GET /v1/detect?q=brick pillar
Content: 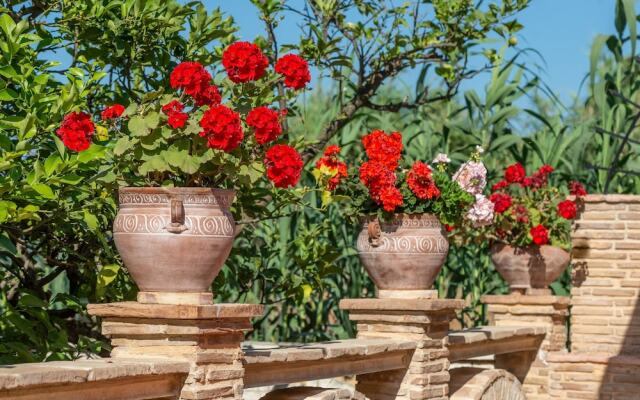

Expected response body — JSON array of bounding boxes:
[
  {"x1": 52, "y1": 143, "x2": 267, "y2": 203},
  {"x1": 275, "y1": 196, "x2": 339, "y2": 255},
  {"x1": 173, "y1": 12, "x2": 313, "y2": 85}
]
[
  {"x1": 481, "y1": 294, "x2": 569, "y2": 400},
  {"x1": 88, "y1": 302, "x2": 263, "y2": 400},
  {"x1": 340, "y1": 298, "x2": 464, "y2": 400},
  {"x1": 570, "y1": 194, "x2": 640, "y2": 355}
]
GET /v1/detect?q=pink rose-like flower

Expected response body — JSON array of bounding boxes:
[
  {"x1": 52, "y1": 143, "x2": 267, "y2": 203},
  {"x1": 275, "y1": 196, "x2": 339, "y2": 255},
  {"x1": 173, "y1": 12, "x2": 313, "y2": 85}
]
[
  {"x1": 453, "y1": 161, "x2": 487, "y2": 195},
  {"x1": 466, "y1": 194, "x2": 495, "y2": 227}
]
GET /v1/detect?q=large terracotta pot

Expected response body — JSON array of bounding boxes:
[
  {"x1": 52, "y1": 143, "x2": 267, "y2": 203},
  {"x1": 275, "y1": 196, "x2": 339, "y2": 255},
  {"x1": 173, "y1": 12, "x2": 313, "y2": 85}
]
[
  {"x1": 356, "y1": 214, "x2": 449, "y2": 298},
  {"x1": 490, "y1": 243, "x2": 570, "y2": 292},
  {"x1": 113, "y1": 187, "x2": 235, "y2": 305}
]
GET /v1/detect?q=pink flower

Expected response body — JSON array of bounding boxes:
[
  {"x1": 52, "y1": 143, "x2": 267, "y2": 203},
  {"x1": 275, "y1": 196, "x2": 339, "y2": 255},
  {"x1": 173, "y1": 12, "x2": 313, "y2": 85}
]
[
  {"x1": 466, "y1": 194, "x2": 495, "y2": 227},
  {"x1": 453, "y1": 161, "x2": 487, "y2": 195}
]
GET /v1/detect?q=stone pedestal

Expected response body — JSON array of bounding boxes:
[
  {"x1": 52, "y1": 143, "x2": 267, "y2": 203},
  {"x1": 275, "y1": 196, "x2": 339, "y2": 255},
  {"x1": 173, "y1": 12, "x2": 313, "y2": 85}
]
[
  {"x1": 481, "y1": 294, "x2": 569, "y2": 400},
  {"x1": 88, "y1": 302, "x2": 263, "y2": 400},
  {"x1": 340, "y1": 298, "x2": 465, "y2": 400}
]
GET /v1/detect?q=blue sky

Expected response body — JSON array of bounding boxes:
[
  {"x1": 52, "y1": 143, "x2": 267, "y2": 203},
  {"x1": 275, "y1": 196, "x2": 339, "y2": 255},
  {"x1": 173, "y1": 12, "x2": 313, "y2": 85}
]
[{"x1": 210, "y1": 0, "x2": 616, "y2": 103}]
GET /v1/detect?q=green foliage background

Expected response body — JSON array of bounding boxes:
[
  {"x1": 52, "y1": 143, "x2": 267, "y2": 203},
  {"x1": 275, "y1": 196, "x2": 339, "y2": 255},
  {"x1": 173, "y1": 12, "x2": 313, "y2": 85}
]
[{"x1": 1, "y1": 0, "x2": 638, "y2": 363}]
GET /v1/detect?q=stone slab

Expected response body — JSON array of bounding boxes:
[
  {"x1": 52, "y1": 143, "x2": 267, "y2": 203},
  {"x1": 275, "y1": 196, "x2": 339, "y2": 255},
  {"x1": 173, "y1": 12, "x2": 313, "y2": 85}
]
[
  {"x1": 137, "y1": 291, "x2": 213, "y2": 305},
  {"x1": 481, "y1": 294, "x2": 570, "y2": 306},
  {"x1": 546, "y1": 353, "x2": 640, "y2": 366},
  {"x1": 0, "y1": 358, "x2": 189, "y2": 391},
  {"x1": 242, "y1": 339, "x2": 416, "y2": 364},
  {"x1": 339, "y1": 298, "x2": 466, "y2": 312},
  {"x1": 87, "y1": 301, "x2": 264, "y2": 320},
  {"x1": 448, "y1": 326, "x2": 546, "y2": 345}
]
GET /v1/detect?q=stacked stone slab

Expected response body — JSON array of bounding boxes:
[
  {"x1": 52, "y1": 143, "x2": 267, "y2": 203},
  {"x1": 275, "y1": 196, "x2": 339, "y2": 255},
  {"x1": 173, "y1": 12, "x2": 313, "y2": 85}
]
[
  {"x1": 340, "y1": 298, "x2": 465, "y2": 400},
  {"x1": 88, "y1": 302, "x2": 263, "y2": 400},
  {"x1": 481, "y1": 294, "x2": 569, "y2": 400}
]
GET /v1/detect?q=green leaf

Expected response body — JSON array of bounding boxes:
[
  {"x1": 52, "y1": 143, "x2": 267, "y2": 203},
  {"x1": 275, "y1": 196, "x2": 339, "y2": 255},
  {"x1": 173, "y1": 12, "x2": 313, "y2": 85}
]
[
  {"x1": 113, "y1": 136, "x2": 135, "y2": 156},
  {"x1": 128, "y1": 116, "x2": 148, "y2": 136},
  {"x1": 31, "y1": 183, "x2": 55, "y2": 199},
  {"x1": 96, "y1": 264, "x2": 120, "y2": 298},
  {"x1": 83, "y1": 210, "x2": 99, "y2": 231},
  {"x1": 144, "y1": 111, "x2": 160, "y2": 130},
  {"x1": 44, "y1": 154, "x2": 61, "y2": 176},
  {"x1": 0, "y1": 88, "x2": 18, "y2": 101}
]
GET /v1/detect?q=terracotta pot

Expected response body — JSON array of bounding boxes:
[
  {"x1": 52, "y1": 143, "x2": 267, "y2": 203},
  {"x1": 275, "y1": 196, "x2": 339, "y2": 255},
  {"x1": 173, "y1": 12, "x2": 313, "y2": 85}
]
[
  {"x1": 490, "y1": 243, "x2": 570, "y2": 292},
  {"x1": 356, "y1": 214, "x2": 449, "y2": 298},
  {"x1": 113, "y1": 187, "x2": 235, "y2": 304}
]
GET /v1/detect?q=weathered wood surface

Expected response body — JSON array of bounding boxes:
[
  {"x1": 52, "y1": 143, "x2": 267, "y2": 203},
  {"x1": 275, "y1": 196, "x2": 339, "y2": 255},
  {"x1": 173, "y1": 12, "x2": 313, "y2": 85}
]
[
  {"x1": 0, "y1": 358, "x2": 189, "y2": 400},
  {"x1": 242, "y1": 339, "x2": 415, "y2": 388},
  {"x1": 448, "y1": 326, "x2": 545, "y2": 362}
]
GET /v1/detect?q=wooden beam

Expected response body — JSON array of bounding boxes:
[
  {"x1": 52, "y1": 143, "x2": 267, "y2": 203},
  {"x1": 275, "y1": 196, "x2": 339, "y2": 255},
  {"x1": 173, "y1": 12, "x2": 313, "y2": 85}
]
[{"x1": 243, "y1": 349, "x2": 413, "y2": 388}]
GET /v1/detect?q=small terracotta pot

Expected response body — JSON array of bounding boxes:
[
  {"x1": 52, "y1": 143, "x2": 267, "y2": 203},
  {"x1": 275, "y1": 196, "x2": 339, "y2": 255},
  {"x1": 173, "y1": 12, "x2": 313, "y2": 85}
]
[
  {"x1": 113, "y1": 187, "x2": 235, "y2": 304},
  {"x1": 356, "y1": 214, "x2": 449, "y2": 298},
  {"x1": 490, "y1": 243, "x2": 570, "y2": 292}
]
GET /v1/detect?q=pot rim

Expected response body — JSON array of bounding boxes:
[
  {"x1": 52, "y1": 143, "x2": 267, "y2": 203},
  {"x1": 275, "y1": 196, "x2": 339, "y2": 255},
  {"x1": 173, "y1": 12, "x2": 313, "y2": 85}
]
[
  {"x1": 360, "y1": 212, "x2": 440, "y2": 222},
  {"x1": 119, "y1": 186, "x2": 236, "y2": 197},
  {"x1": 490, "y1": 242, "x2": 570, "y2": 254}
]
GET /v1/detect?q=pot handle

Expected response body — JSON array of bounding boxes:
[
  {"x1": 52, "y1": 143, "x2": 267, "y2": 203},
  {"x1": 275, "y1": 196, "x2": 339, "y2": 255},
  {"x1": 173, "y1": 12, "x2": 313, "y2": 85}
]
[
  {"x1": 165, "y1": 199, "x2": 188, "y2": 234},
  {"x1": 367, "y1": 218, "x2": 382, "y2": 247}
]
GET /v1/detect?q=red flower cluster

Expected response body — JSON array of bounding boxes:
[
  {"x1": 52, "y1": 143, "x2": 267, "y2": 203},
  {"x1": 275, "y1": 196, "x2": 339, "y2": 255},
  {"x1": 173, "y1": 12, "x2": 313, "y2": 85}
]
[
  {"x1": 316, "y1": 145, "x2": 348, "y2": 190},
  {"x1": 101, "y1": 104, "x2": 124, "y2": 120},
  {"x1": 199, "y1": 105, "x2": 244, "y2": 152},
  {"x1": 569, "y1": 181, "x2": 587, "y2": 197},
  {"x1": 275, "y1": 54, "x2": 311, "y2": 90},
  {"x1": 522, "y1": 164, "x2": 553, "y2": 189},
  {"x1": 362, "y1": 130, "x2": 403, "y2": 170},
  {"x1": 491, "y1": 180, "x2": 508, "y2": 192},
  {"x1": 504, "y1": 162, "x2": 526, "y2": 183},
  {"x1": 359, "y1": 162, "x2": 401, "y2": 211},
  {"x1": 57, "y1": 112, "x2": 95, "y2": 152},
  {"x1": 246, "y1": 107, "x2": 282, "y2": 144},
  {"x1": 162, "y1": 100, "x2": 188, "y2": 129},
  {"x1": 264, "y1": 144, "x2": 303, "y2": 188},
  {"x1": 379, "y1": 186, "x2": 404, "y2": 212},
  {"x1": 490, "y1": 193, "x2": 512, "y2": 214},
  {"x1": 169, "y1": 62, "x2": 220, "y2": 107},
  {"x1": 407, "y1": 161, "x2": 440, "y2": 200},
  {"x1": 557, "y1": 199, "x2": 577, "y2": 220},
  {"x1": 530, "y1": 224, "x2": 549, "y2": 245},
  {"x1": 222, "y1": 42, "x2": 269, "y2": 83}
]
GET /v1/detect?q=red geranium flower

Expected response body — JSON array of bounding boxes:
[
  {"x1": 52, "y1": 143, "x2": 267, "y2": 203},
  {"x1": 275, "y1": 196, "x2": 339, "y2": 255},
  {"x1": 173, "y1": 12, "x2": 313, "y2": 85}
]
[
  {"x1": 362, "y1": 130, "x2": 403, "y2": 170},
  {"x1": 316, "y1": 145, "x2": 348, "y2": 190},
  {"x1": 379, "y1": 185, "x2": 403, "y2": 212},
  {"x1": 407, "y1": 161, "x2": 440, "y2": 200},
  {"x1": 538, "y1": 164, "x2": 554, "y2": 175},
  {"x1": 192, "y1": 85, "x2": 221, "y2": 107},
  {"x1": 170, "y1": 62, "x2": 211, "y2": 95},
  {"x1": 56, "y1": 111, "x2": 95, "y2": 152},
  {"x1": 569, "y1": 181, "x2": 587, "y2": 197},
  {"x1": 167, "y1": 112, "x2": 188, "y2": 129},
  {"x1": 264, "y1": 144, "x2": 303, "y2": 188},
  {"x1": 275, "y1": 54, "x2": 311, "y2": 90},
  {"x1": 491, "y1": 180, "x2": 509, "y2": 191},
  {"x1": 359, "y1": 161, "x2": 396, "y2": 200},
  {"x1": 101, "y1": 104, "x2": 125, "y2": 120},
  {"x1": 199, "y1": 105, "x2": 244, "y2": 152},
  {"x1": 246, "y1": 107, "x2": 282, "y2": 144},
  {"x1": 222, "y1": 42, "x2": 269, "y2": 83},
  {"x1": 162, "y1": 100, "x2": 184, "y2": 115},
  {"x1": 444, "y1": 224, "x2": 455, "y2": 232},
  {"x1": 489, "y1": 193, "x2": 512, "y2": 214},
  {"x1": 530, "y1": 224, "x2": 549, "y2": 245},
  {"x1": 504, "y1": 162, "x2": 526, "y2": 183},
  {"x1": 558, "y1": 199, "x2": 577, "y2": 220}
]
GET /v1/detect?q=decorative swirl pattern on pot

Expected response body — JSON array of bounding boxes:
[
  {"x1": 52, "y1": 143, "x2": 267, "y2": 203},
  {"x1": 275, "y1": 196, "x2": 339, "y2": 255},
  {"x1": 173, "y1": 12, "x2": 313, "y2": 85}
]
[
  {"x1": 356, "y1": 233, "x2": 449, "y2": 253},
  {"x1": 363, "y1": 215, "x2": 441, "y2": 229},
  {"x1": 114, "y1": 214, "x2": 234, "y2": 237},
  {"x1": 119, "y1": 192, "x2": 233, "y2": 207}
]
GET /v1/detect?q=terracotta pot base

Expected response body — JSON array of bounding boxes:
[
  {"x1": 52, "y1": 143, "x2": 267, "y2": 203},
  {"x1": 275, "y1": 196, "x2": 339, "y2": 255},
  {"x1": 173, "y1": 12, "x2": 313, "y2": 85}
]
[
  {"x1": 377, "y1": 289, "x2": 438, "y2": 299},
  {"x1": 137, "y1": 291, "x2": 214, "y2": 305}
]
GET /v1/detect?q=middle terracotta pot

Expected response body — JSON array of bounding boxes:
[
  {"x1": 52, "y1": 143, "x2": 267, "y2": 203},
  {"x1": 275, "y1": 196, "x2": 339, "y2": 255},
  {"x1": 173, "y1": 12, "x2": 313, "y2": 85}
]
[{"x1": 356, "y1": 214, "x2": 449, "y2": 297}]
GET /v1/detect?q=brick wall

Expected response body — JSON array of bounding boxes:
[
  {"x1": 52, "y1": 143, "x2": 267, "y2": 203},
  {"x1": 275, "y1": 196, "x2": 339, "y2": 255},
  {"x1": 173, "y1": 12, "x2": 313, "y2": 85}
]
[{"x1": 570, "y1": 194, "x2": 640, "y2": 355}]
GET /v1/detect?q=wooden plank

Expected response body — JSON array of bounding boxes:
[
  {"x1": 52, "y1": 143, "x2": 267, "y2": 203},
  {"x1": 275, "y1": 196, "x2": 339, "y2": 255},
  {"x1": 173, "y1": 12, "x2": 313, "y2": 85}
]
[
  {"x1": 448, "y1": 335, "x2": 544, "y2": 362},
  {"x1": 243, "y1": 349, "x2": 413, "y2": 388}
]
